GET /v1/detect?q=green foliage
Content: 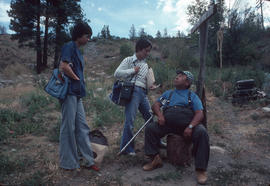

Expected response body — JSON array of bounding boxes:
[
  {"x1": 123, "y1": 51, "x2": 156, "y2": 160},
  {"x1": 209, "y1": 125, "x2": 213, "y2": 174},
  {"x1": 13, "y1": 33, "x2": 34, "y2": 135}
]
[
  {"x1": 152, "y1": 60, "x2": 175, "y2": 88},
  {"x1": 100, "y1": 25, "x2": 112, "y2": 39},
  {"x1": 129, "y1": 24, "x2": 136, "y2": 40},
  {"x1": 120, "y1": 43, "x2": 133, "y2": 59},
  {"x1": 22, "y1": 171, "x2": 49, "y2": 186},
  {"x1": 0, "y1": 109, "x2": 25, "y2": 141},
  {"x1": 21, "y1": 92, "x2": 51, "y2": 117},
  {"x1": 0, "y1": 91, "x2": 53, "y2": 141},
  {"x1": 0, "y1": 25, "x2": 7, "y2": 34},
  {"x1": 205, "y1": 66, "x2": 265, "y2": 98},
  {"x1": 48, "y1": 119, "x2": 61, "y2": 143},
  {"x1": 0, "y1": 154, "x2": 34, "y2": 182},
  {"x1": 223, "y1": 9, "x2": 263, "y2": 67},
  {"x1": 84, "y1": 84, "x2": 124, "y2": 128}
]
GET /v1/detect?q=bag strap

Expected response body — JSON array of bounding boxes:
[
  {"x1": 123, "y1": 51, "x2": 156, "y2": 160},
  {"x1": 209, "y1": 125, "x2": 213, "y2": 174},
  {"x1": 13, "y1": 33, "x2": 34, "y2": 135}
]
[
  {"x1": 129, "y1": 61, "x2": 137, "y2": 83},
  {"x1": 164, "y1": 90, "x2": 192, "y2": 109},
  {"x1": 187, "y1": 90, "x2": 192, "y2": 109}
]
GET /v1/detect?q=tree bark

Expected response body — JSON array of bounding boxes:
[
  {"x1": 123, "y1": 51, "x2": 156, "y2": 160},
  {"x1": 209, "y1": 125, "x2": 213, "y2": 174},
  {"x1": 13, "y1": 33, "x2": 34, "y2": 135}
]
[
  {"x1": 43, "y1": 6, "x2": 49, "y2": 68},
  {"x1": 36, "y1": 0, "x2": 42, "y2": 74}
]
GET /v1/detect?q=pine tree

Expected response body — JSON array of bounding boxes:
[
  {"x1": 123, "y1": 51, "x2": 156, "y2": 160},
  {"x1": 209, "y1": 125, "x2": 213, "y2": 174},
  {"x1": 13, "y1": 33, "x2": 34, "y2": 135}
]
[
  {"x1": 101, "y1": 25, "x2": 107, "y2": 39},
  {"x1": 0, "y1": 25, "x2": 7, "y2": 34},
  {"x1": 129, "y1": 24, "x2": 136, "y2": 40},
  {"x1": 106, "y1": 25, "x2": 111, "y2": 39},
  {"x1": 163, "y1": 28, "x2": 168, "y2": 38},
  {"x1": 138, "y1": 28, "x2": 147, "y2": 38},
  {"x1": 156, "y1": 30, "x2": 161, "y2": 39},
  {"x1": 8, "y1": 0, "x2": 43, "y2": 73},
  {"x1": 50, "y1": 0, "x2": 84, "y2": 68}
]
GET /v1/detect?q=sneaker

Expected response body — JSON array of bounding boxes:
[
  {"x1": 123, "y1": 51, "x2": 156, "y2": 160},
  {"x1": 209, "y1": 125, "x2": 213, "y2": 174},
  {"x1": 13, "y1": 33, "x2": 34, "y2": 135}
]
[
  {"x1": 196, "y1": 170, "x2": 207, "y2": 185},
  {"x1": 143, "y1": 154, "x2": 163, "y2": 171},
  {"x1": 127, "y1": 152, "x2": 136, "y2": 156}
]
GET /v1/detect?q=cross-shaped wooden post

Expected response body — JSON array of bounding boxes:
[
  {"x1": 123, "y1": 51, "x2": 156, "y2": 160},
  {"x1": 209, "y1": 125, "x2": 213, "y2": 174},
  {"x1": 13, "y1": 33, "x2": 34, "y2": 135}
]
[{"x1": 190, "y1": 3, "x2": 217, "y2": 126}]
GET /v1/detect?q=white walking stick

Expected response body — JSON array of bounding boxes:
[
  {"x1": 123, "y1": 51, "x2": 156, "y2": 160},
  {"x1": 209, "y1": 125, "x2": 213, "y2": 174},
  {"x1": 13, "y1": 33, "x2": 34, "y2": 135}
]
[{"x1": 117, "y1": 114, "x2": 153, "y2": 156}]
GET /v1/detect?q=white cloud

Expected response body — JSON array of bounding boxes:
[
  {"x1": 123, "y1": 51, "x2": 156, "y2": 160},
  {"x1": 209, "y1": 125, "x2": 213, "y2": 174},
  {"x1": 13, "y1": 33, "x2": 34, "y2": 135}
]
[
  {"x1": 0, "y1": 2, "x2": 10, "y2": 23},
  {"x1": 98, "y1": 7, "x2": 102, "y2": 11},
  {"x1": 155, "y1": 0, "x2": 194, "y2": 35},
  {"x1": 162, "y1": 0, "x2": 175, "y2": 13},
  {"x1": 144, "y1": 1, "x2": 149, "y2": 5},
  {"x1": 148, "y1": 20, "x2": 154, "y2": 25}
]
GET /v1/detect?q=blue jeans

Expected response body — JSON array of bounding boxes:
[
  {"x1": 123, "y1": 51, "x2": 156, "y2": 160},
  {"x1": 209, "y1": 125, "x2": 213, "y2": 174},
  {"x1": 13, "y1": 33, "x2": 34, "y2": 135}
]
[
  {"x1": 59, "y1": 95, "x2": 94, "y2": 169},
  {"x1": 120, "y1": 86, "x2": 151, "y2": 153}
]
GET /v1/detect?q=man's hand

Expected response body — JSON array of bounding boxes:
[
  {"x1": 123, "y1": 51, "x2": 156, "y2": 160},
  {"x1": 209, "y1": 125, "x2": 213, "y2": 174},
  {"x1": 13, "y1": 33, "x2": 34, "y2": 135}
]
[
  {"x1": 183, "y1": 127, "x2": 192, "y2": 139},
  {"x1": 134, "y1": 66, "x2": 140, "y2": 74},
  {"x1": 157, "y1": 114, "x2": 165, "y2": 126}
]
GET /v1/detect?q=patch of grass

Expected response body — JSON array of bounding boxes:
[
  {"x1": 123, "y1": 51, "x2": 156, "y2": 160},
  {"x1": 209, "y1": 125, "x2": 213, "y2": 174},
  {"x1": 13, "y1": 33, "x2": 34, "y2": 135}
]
[
  {"x1": 250, "y1": 113, "x2": 260, "y2": 120},
  {"x1": 209, "y1": 163, "x2": 251, "y2": 185},
  {"x1": 144, "y1": 170, "x2": 183, "y2": 182},
  {"x1": 84, "y1": 84, "x2": 124, "y2": 128},
  {"x1": 22, "y1": 171, "x2": 51, "y2": 186},
  {"x1": 0, "y1": 109, "x2": 25, "y2": 141},
  {"x1": 248, "y1": 129, "x2": 270, "y2": 148},
  {"x1": 48, "y1": 118, "x2": 61, "y2": 143},
  {"x1": 0, "y1": 154, "x2": 34, "y2": 183},
  {"x1": 0, "y1": 91, "x2": 54, "y2": 141},
  {"x1": 230, "y1": 146, "x2": 244, "y2": 159},
  {"x1": 208, "y1": 123, "x2": 222, "y2": 135},
  {"x1": 21, "y1": 92, "x2": 51, "y2": 117}
]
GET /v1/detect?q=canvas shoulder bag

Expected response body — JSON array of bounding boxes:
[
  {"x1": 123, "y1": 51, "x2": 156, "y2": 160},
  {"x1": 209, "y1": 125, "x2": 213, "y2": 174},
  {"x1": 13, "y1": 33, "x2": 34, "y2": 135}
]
[{"x1": 44, "y1": 68, "x2": 69, "y2": 100}]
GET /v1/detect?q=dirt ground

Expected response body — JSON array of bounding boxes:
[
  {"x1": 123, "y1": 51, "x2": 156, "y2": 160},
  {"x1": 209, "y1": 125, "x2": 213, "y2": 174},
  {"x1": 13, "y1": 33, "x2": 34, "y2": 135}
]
[{"x1": 1, "y1": 37, "x2": 270, "y2": 186}]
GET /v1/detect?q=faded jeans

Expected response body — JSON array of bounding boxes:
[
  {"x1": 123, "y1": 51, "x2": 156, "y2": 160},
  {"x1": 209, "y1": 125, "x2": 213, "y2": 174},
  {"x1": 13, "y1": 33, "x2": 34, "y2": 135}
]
[
  {"x1": 59, "y1": 95, "x2": 94, "y2": 169},
  {"x1": 120, "y1": 86, "x2": 151, "y2": 154}
]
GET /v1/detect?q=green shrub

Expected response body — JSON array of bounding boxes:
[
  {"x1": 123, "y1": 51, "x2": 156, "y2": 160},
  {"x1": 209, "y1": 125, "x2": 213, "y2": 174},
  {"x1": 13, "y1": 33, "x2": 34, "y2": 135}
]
[
  {"x1": 0, "y1": 109, "x2": 25, "y2": 141},
  {"x1": 0, "y1": 154, "x2": 34, "y2": 182},
  {"x1": 21, "y1": 92, "x2": 50, "y2": 117},
  {"x1": 48, "y1": 119, "x2": 61, "y2": 143},
  {"x1": 120, "y1": 43, "x2": 133, "y2": 59},
  {"x1": 22, "y1": 171, "x2": 49, "y2": 186}
]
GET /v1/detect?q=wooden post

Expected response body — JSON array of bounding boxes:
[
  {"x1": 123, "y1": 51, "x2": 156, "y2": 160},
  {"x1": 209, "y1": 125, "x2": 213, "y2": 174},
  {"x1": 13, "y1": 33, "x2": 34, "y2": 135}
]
[{"x1": 190, "y1": 4, "x2": 216, "y2": 127}]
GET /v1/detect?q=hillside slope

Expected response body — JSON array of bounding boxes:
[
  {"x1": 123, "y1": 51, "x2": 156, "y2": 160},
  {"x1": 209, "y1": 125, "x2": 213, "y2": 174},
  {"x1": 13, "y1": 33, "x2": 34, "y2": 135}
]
[{"x1": 0, "y1": 35, "x2": 270, "y2": 185}]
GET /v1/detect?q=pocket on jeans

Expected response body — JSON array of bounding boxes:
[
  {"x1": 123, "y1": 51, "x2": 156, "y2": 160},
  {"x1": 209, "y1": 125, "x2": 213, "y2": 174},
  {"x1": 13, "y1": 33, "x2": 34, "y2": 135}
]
[{"x1": 71, "y1": 80, "x2": 81, "y2": 94}]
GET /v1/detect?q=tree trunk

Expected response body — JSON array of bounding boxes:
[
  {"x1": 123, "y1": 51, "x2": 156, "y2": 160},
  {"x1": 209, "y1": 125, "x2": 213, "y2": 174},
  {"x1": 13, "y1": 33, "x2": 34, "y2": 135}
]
[
  {"x1": 43, "y1": 9, "x2": 49, "y2": 68},
  {"x1": 54, "y1": 19, "x2": 61, "y2": 68},
  {"x1": 36, "y1": 0, "x2": 42, "y2": 74}
]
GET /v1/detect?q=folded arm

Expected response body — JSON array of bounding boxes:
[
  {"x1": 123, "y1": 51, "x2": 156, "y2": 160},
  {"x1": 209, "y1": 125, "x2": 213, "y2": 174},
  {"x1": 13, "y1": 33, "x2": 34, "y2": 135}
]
[{"x1": 59, "y1": 61, "x2": 80, "y2": 80}]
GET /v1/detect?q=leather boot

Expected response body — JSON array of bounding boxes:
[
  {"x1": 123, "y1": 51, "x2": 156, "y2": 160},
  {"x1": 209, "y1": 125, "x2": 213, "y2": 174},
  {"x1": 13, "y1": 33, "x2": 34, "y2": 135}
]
[
  {"x1": 143, "y1": 154, "x2": 163, "y2": 171},
  {"x1": 196, "y1": 170, "x2": 207, "y2": 185}
]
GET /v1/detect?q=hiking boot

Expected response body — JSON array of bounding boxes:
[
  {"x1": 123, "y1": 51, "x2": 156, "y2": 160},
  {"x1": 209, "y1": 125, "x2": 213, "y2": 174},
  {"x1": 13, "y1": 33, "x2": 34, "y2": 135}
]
[
  {"x1": 143, "y1": 154, "x2": 163, "y2": 171},
  {"x1": 196, "y1": 170, "x2": 207, "y2": 185}
]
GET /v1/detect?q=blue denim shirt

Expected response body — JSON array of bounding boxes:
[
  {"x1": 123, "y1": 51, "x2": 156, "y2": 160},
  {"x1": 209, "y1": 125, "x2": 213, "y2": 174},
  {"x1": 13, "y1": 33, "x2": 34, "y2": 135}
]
[{"x1": 61, "y1": 41, "x2": 86, "y2": 98}]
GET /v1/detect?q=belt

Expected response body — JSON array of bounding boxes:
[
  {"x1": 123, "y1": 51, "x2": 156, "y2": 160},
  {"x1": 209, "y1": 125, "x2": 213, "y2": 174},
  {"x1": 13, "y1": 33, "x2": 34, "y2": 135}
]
[{"x1": 135, "y1": 85, "x2": 146, "y2": 91}]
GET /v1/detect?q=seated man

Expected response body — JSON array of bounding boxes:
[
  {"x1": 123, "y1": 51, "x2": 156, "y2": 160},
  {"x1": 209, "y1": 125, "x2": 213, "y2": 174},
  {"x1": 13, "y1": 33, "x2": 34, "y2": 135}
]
[{"x1": 143, "y1": 70, "x2": 210, "y2": 185}]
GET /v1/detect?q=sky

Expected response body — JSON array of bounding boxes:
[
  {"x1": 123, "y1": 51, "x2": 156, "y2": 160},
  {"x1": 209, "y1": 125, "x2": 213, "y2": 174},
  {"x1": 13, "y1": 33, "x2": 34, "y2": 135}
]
[{"x1": 0, "y1": 0, "x2": 270, "y2": 38}]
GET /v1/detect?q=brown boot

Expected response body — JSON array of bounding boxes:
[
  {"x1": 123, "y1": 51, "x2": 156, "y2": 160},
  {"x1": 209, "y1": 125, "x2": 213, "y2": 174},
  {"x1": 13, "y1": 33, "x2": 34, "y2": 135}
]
[
  {"x1": 196, "y1": 170, "x2": 207, "y2": 185},
  {"x1": 143, "y1": 154, "x2": 163, "y2": 171}
]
